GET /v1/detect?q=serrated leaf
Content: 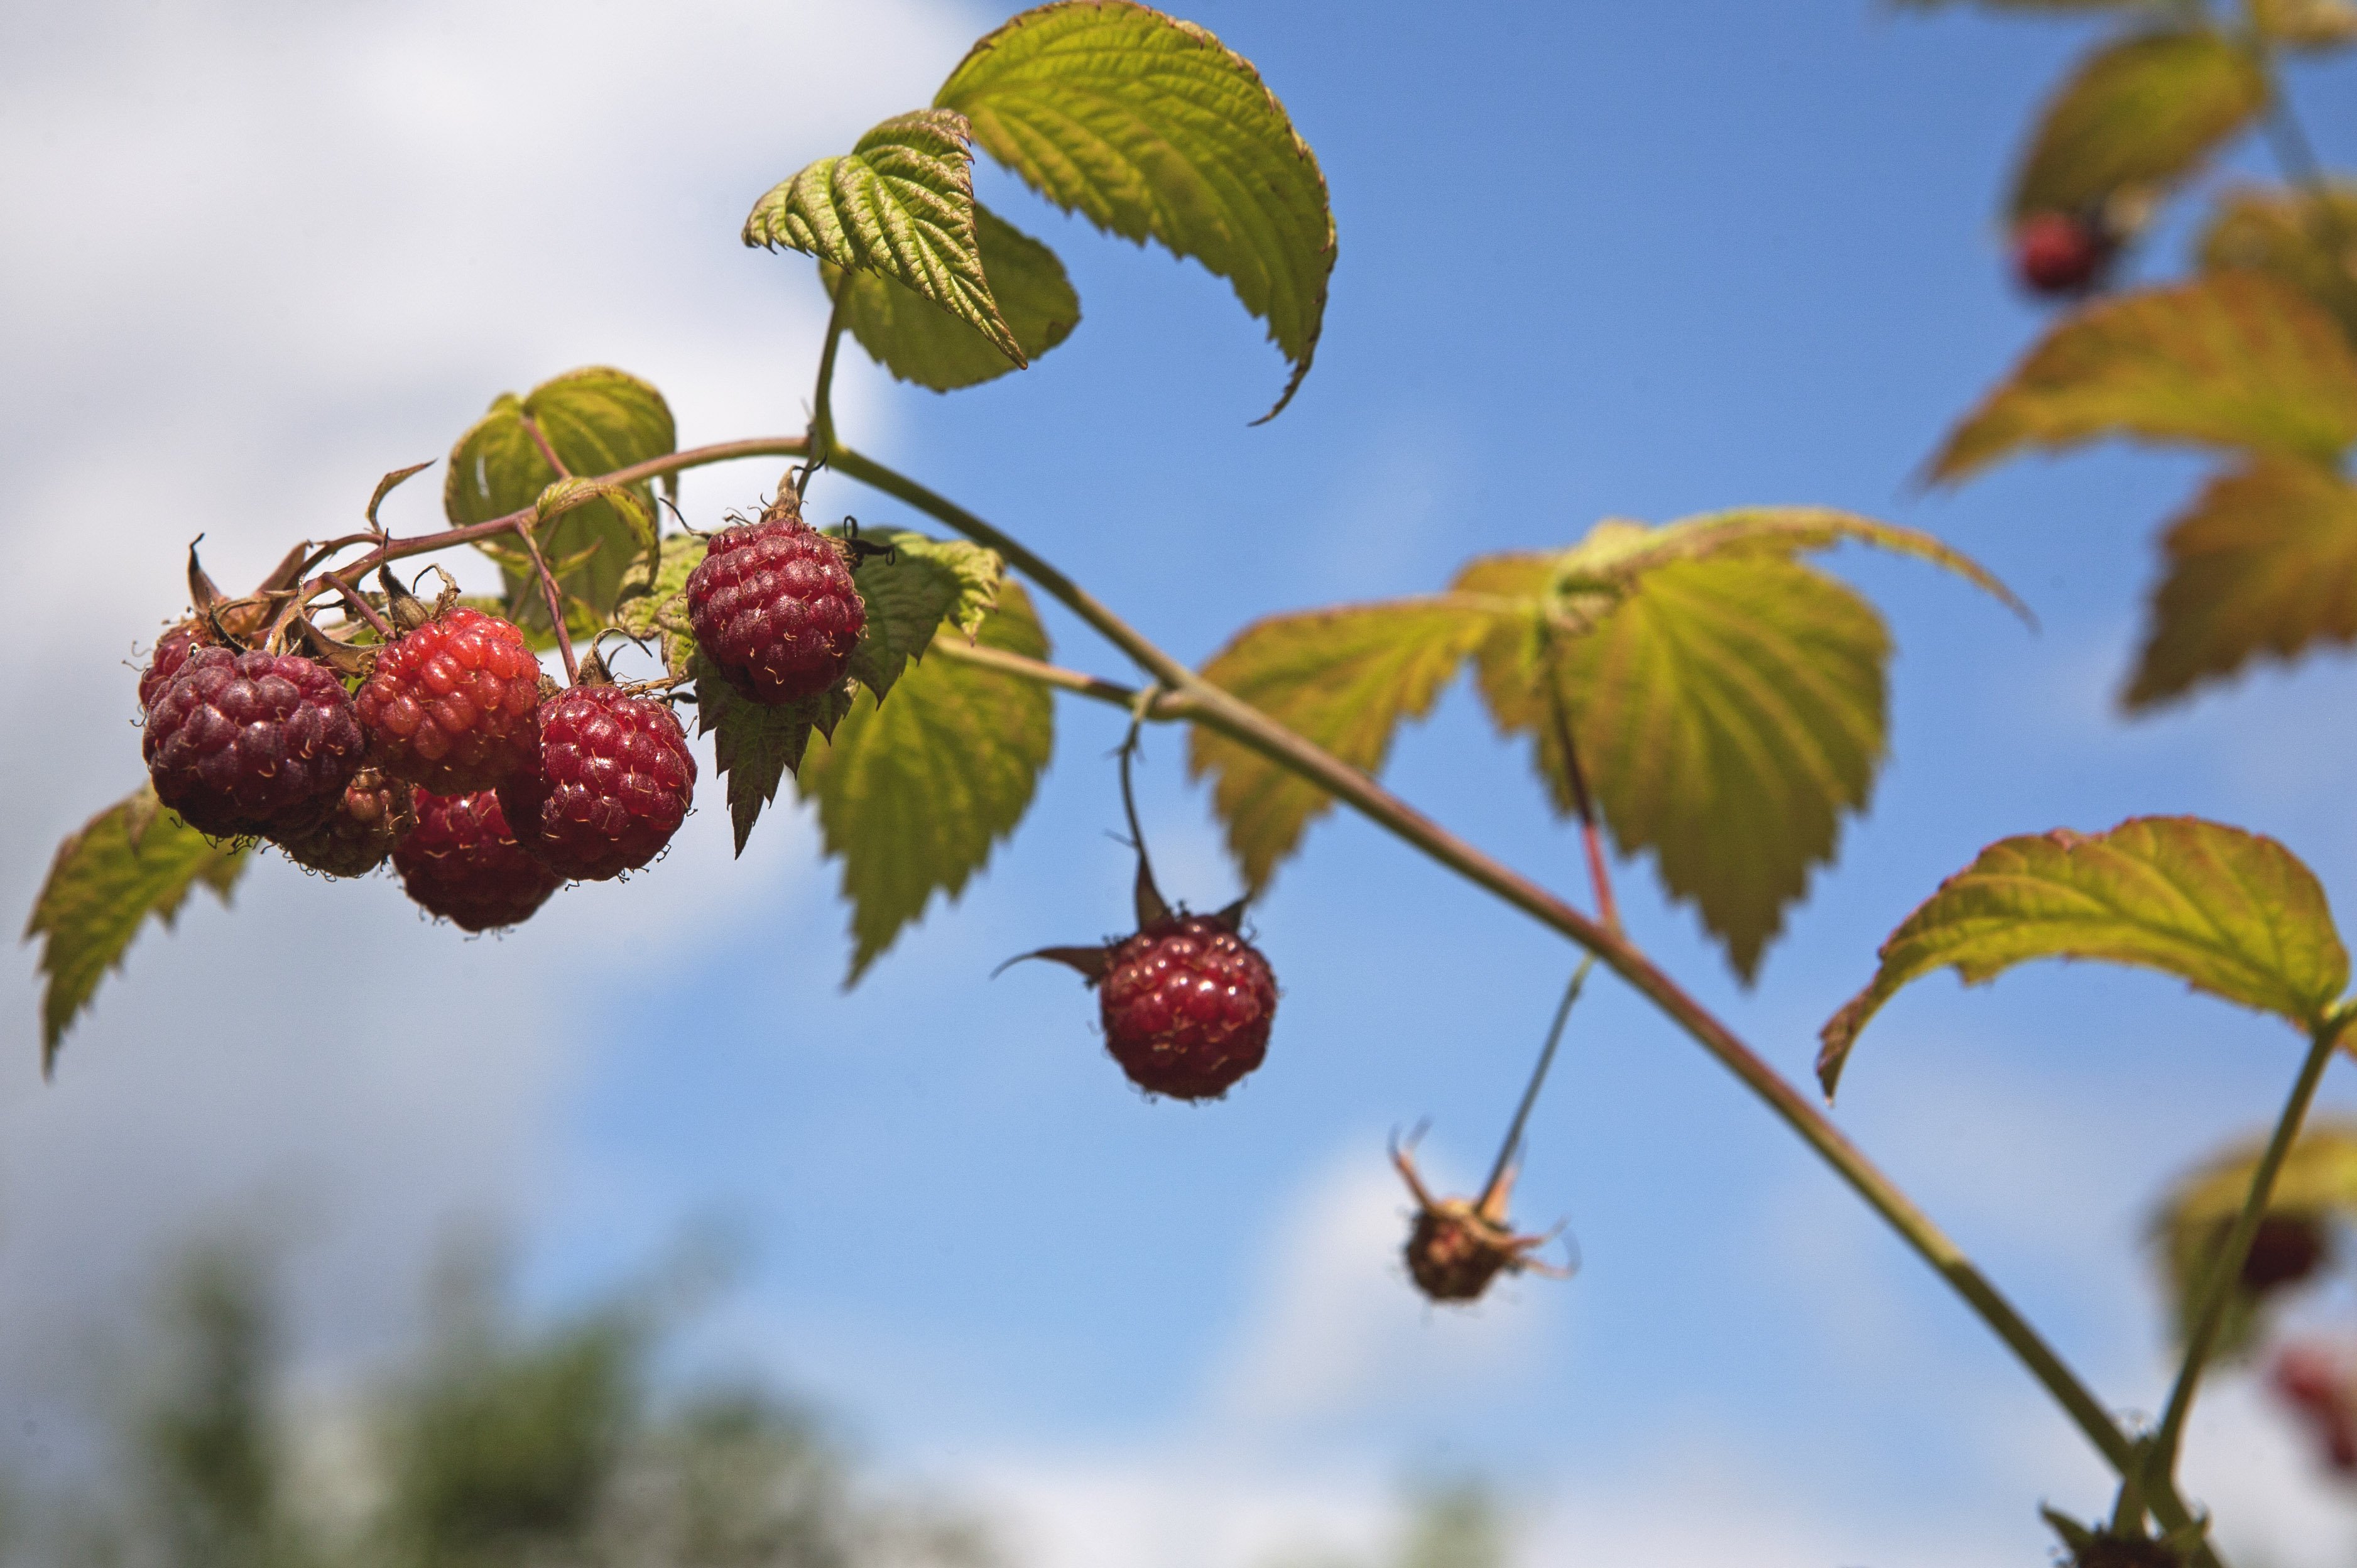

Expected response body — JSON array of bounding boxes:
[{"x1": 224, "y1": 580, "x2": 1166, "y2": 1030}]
[
  {"x1": 694, "y1": 655, "x2": 854, "y2": 856},
  {"x1": 2155, "y1": 1120, "x2": 2357, "y2": 1358},
  {"x1": 2009, "y1": 29, "x2": 2266, "y2": 221},
  {"x1": 795, "y1": 584, "x2": 1053, "y2": 984},
  {"x1": 746, "y1": 109, "x2": 1021, "y2": 365},
  {"x1": 444, "y1": 367, "x2": 677, "y2": 627},
  {"x1": 1189, "y1": 599, "x2": 1501, "y2": 892},
  {"x1": 1819, "y1": 817, "x2": 2349, "y2": 1097},
  {"x1": 613, "y1": 535, "x2": 707, "y2": 641},
  {"x1": 935, "y1": 0, "x2": 1335, "y2": 422},
  {"x1": 24, "y1": 785, "x2": 250, "y2": 1071},
  {"x1": 2250, "y1": 0, "x2": 2357, "y2": 50},
  {"x1": 2126, "y1": 460, "x2": 2357, "y2": 707},
  {"x1": 2199, "y1": 182, "x2": 2357, "y2": 340},
  {"x1": 824, "y1": 203, "x2": 1080, "y2": 392},
  {"x1": 835, "y1": 529, "x2": 1004, "y2": 701},
  {"x1": 1931, "y1": 274, "x2": 2357, "y2": 482}
]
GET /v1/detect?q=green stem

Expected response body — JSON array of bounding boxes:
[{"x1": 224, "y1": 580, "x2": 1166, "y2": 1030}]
[{"x1": 808, "y1": 292, "x2": 849, "y2": 477}]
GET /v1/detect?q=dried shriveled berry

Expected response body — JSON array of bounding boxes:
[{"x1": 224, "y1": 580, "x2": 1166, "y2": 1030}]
[
  {"x1": 684, "y1": 503, "x2": 864, "y2": 705},
  {"x1": 1098, "y1": 917, "x2": 1278, "y2": 1100},
  {"x1": 2242, "y1": 1212, "x2": 2329, "y2": 1294},
  {"x1": 138, "y1": 621, "x2": 212, "y2": 712},
  {"x1": 270, "y1": 766, "x2": 413, "y2": 878},
  {"x1": 393, "y1": 788, "x2": 562, "y2": 932},
  {"x1": 354, "y1": 606, "x2": 543, "y2": 793},
  {"x1": 1391, "y1": 1143, "x2": 1567, "y2": 1305},
  {"x1": 2014, "y1": 210, "x2": 2115, "y2": 297},
  {"x1": 143, "y1": 646, "x2": 367, "y2": 837},
  {"x1": 499, "y1": 685, "x2": 696, "y2": 882}
]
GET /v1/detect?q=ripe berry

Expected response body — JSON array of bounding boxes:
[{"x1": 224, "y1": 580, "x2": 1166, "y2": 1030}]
[
  {"x1": 143, "y1": 646, "x2": 367, "y2": 837},
  {"x1": 2014, "y1": 210, "x2": 2113, "y2": 297},
  {"x1": 354, "y1": 606, "x2": 543, "y2": 793},
  {"x1": 499, "y1": 685, "x2": 696, "y2": 881},
  {"x1": 270, "y1": 766, "x2": 413, "y2": 878},
  {"x1": 138, "y1": 621, "x2": 211, "y2": 712},
  {"x1": 2241, "y1": 1212, "x2": 2329, "y2": 1294},
  {"x1": 1097, "y1": 916, "x2": 1278, "y2": 1100},
  {"x1": 684, "y1": 503, "x2": 865, "y2": 705},
  {"x1": 392, "y1": 788, "x2": 562, "y2": 932}
]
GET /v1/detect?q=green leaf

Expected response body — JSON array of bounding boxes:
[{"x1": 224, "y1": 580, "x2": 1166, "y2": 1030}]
[
  {"x1": 1189, "y1": 599, "x2": 1503, "y2": 893},
  {"x1": 1930, "y1": 274, "x2": 2357, "y2": 482},
  {"x1": 444, "y1": 366, "x2": 677, "y2": 626},
  {"x1": 796, "y1": 584, "x2": 1054, "y2": 984},
  {"x1": 2126, "y1": 460, "x2": 2357, "y2": 708},
  {"x1": 935, "y1": 0, "x2": 1336, "y2": 422},
  {"x1": 1819, "y1": 817, "x2": 2349, "y2": 1097},
  {"x1": 2199, "y1": 182, "x2": 2357, "y2": 341},
  {"x1": 693, "y1": 655, "x2": 855, "y2": 857},
  {"x1": 2248, "y1": 0, "x2": 2357, "y2": 52},
  {"x1": 744, "y1": 109, "x2": 1022, "y2": 365},
  {"x1": 612, "y1": 535, "x2": 707, "y2": 642},
  {"x1": 824, "y1": 203, "x2": 1080, "y2": 392},
  {"x1": 834, "y1": 528, "x2": 1004, "y2": 702},
  {"x1": 2009, "y1": 29, "x2": 2267, "y2": 221},
  {"x1": 2155, "y1": 1120, "x2": 2357, "y2": 1358},
  {"x1": 24, "y1": 785, "x2": 251, "y2": 1072}
]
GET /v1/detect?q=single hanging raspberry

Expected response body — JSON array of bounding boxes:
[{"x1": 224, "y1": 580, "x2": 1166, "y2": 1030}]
[
  {"x1": 2013, "y1": 210, "x2": 2115, "y2": 297},
  {"x1": 499, "y1": 683, "x2": 696, "y2": 881},
  {"x1": 1391, "y1": 1141, "x2": 1569, "y2": 1304},
  {"x1": 144, "y1": 646, "x2": 367, "y2": 837},
  {"x1": 392, "y1": 788, "x2": 562, "y2": 932},
  {"x1": 354, "y1": 604, "x2": 543, "y2": 793},
  {"x1": 684, "y1": 496, "x2": 865, "y2": 705},
  {"x1": 138, "y1": 621, "x2": 212, "y2": 712},
  {"x1": 269, "y1": 766, "x2": 414, "y2": 878}
]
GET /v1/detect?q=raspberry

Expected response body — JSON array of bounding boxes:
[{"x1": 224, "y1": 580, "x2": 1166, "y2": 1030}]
[
  {"x1": 143, "y1": 646, "x2": 367, "y2": 837},
  {"x1": 684, "y1": 504, "x2": 865, "y2": 705},
  {"x1": 138, "y1": 621, "x2": 211, "y2": 712},
  {"x1": 499, "y1": 685, "x2": 696, "y2": 881},
  {"x1": 1098, "y1": 917, "x2": 1278, "y2": 1100},
  {"x1": 354, "y1": 606, "x2": 543, "y2": 793},
  {"x1": 270, "y1": 766, "x2": 413, "y2": 878},
  {"x1": 2241, "y1": 1212, "x2": 2328, "y2": 1293},
  {"x1": 392, "y1": 788, "x2": 562, "y2": 932},
  {"x1": 1389, "y1": 1142, "x2": 1566, "y2": 1305},
  {"x1": 2014, "y1": 210, "x2": 2113, "y2": 297}
]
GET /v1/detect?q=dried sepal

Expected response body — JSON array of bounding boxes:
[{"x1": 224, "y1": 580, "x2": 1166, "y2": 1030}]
[{"x1": 1391, "y1": 1133, "x2": 1570, "y2": 1305}]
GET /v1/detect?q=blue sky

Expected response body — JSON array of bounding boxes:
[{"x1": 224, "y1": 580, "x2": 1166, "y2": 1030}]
[{"x1": 6, "y1": 1, "x2": 2357, "y2": 1562}]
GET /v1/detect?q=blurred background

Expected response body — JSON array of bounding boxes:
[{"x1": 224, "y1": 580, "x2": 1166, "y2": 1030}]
[{"x1": 6, "y1": 1, "x2": 2357, "y2": 1562}]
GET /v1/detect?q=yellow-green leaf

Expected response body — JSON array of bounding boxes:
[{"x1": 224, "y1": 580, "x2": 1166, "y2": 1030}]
[
  {"x1": 2249, "y1": 0, "x2": 2357, "y2": 51},
  {"x1": 2155, "y1": 1121, "x2": 2357, "y2": 1357},
  {"x1": 797, "y1": 584, "x2": 1054, "y2": 984},
  {"x1": 935, "y1": 0, "x2": 1335, "y2": 422},
  {"x1": 2009, "y1": 29, "x2": 2267, "y2": 221},
  {"x1": 1819, "y1": 817, "x2": 2349, "y2": 1097},
  {"x1": 2126, "y1": 460, "x2": 2357, "y2": 708},
  {"x1": 1189, "y1": 599, "x2": 1502, "y2": 893},
  {"x1": 824, "y1": 204, "x2": 1079, "y2": 392},
  {"x1": 2199, "y1": 182, "x2": 2357, "y2": 341},
  {"x1": 746, "y1": 109, "x2": 1021, "y2": 365},
  {"x1": 24, "y1": 785, "x2": 250, "y2": 1072},
  {"x1": 612, "y1": 535, "x2": 707, "y2": 643},
  {"x1": 834, "y1": 528, "x2": 1004, "y2": 703},
  {"x1": 1931, "y1": 274, "x2": 2357, "y2": 481}
]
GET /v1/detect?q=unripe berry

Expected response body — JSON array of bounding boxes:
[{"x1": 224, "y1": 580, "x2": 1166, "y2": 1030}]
[
  {"x1": 1098, "y1": 917, "x2": 1278, "y2": 1100},
  {"x1": 393, "y1": 788, "x2": 562, "y2": 932},
  {"x1": 684, "y1": 506, "x2": 865, "y2": 705},
  {"x1": 1405, "y1": 1203, "x2": 1520, "y2": 1303},
  {"x1": 499, "y1": 685, "x2": 697, "y2": 881},
  {"x1": 143, "y1": 646, "x2": 367, "y2": 837},
  {"x1": 2013, "y1": 210, "x2": 2113, "y2": 297},
  {"x1": 354, "y1": 606, "x2": 543, "y2": 793},
  {"x1": 270, "y1": 766, "x2": 413, "y2": 878}
]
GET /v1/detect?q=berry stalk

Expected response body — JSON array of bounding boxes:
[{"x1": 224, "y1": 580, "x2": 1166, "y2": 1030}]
[
  {"x1": 512, "y1": 516, "x2": 580, "y2": 683},
  {"x1": 1481, "y1": 957, "x2": 1593, "y2": 1203}
]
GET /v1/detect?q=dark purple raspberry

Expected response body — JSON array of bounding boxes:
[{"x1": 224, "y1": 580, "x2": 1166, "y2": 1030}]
[
  {"x1": 1099, "y1": 917, "x2": 1278, "y2": 1101},
  {"x1": 2015, "y1": 210, "x2": 2115, "y2": 297},
  {"x1": 499, "y1": 685, "x2": 696, "y2": 881},
  {"x1": 138, "y1": 621, "x2": 212, "y2": 712},
  {"x1": 143, "y1": 646, "x2": 366, "y2": 837},
  {"x1": 270, "y1": 766, "x2": 413, "y2": 878},
  {"x1": 2243, "y1": 1212, "x2": 2329, "y2": 1294},
  {"x1": 392, "y1": 789, "x2": 562, "y2": 932},
  {"x1": 684, "y1": 506, "x2": 865, "y2": 705},
  {"x1": 1405, "y1": 1204, "x2": 1518, "y2": 1303},
  {"x1": 354, "y1": 606, "x2": 543, "y2": 793}
]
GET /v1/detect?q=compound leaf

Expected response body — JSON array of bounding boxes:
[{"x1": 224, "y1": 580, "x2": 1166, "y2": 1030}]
[
  {"x1": 2010, "y1": 28, "x2": 2267, "y2": 220},
  {"x1": 1819, "y1": 817, "x2": 2349, "y2": 1097},
  {"x1": 935, "y1": 0, "x2": 1335, "y2": 422},
  {"x1": 694, "y1": 655, "x2": 854, "y2": 857},
  {"x1": 746, "y1": 109, "x2": 1021, "y2": 365},
  {"x1": 2155, "y1": 1121, "x2": 2357, "y2": 1358},
  {"x1": 797, "y1": 584, "x2": 1053, "y2": 984},
  {"x1": 2199, "y1": 182, "x2": 2357, "y2": 341},
  {"x1": 2127, "y1": 460, "x2": 2357, "y2": 707},
  {"x1": 1932, "y1": 274, "x2": 2357, "y2": 481},
  {"x1": 837, "y1": 528, "x2": 1005, "y2": 701},
  {"x1": 824, "y1": 204, "x2": 1080, "y2": 391},
  {"x1": 25, "y1": 785, "x2": 250, "y2": 1072}
]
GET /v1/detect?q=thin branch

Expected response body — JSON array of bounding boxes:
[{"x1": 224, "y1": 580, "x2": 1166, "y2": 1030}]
[
  {"x1": 1483, "y1": 957, "x2": 1595, "y2": 1201},
  {"x1": 1542, "y1": 647, "x2": 1621, "y2": 934},
  {"x1": 513, "y1": 518, "x2": 579, "y2": 683},
  {"x1": 322, "y1": 570, "x2": 393, "y2": 639},
  {"x1": 808, "y1": 290, "x2": 849, "y2": 477},
  {"x1": 520, "y1": 416, "x2": 572, "y2": 479}
]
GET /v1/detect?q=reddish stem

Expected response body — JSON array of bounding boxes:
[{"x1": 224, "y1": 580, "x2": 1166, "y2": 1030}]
[
  {"x1": 323, "y1": 570, "x2": 394, "y2": 639},
  {"x1": 520, "y1": 416, "x2": 572, "y2": 479},
  {"x1": 1543, "y1": 656, "x2": 1621, "y2": 934},
  {"x1": 514, "y1": 519, "x2": 579, "y2": 683}
]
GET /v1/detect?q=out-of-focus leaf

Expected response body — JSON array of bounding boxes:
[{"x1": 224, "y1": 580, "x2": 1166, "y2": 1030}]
[
  {"x1": 744, "y1": 109, "x2": 1021, "y2": 365},
  {"x1": 2199, "y1": 182, "x2": 2357, "y2": 340},
  {"x1": 935, "y1": 0, "x2": 1335, "y2": 421},
  {"x1": 797, "y1": 585, "x2": 1053, "y2": 984},
  {"x1": 24, "y1": 784, "x2": 249, "y2": 1071},
  {"x1": 2126, "y1": 460, "x2": 2357, "y2": 707},
  {"x1": 1819, "y1": 817, "x2": 2348, "y2": 1096},
  {"x1": 835, "y1": 529, "x2": 1004, "y2": 701},
  {"x1": 1931, "y1": 274, "x2": 2357, "y2": 481},
  {"x1": 2009, "y1": 29, "x2": 2266, "y2": 220},
  {"x1": 2155, "y1": 1121, "x2": 2357, "y2": 1358},
  {"x1": 2250, "y1": 0, "x2": 2357, "y2": 51},
  {"x1": 694, "y1": 655, "x2": 854, "y2": 857},
  {"x1": 824, "y1": 204, "x2": 1079, "y2": 391}
]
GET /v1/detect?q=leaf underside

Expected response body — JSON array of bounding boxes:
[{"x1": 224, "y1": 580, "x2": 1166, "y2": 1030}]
[
  {"x1": 2009, "y1": 28, "x2": 2266, "y2": 220},
  {"x1": 695, "y1": 656, "x2": 856, "y2": 857},
  {"x1": 825, "y1": 204, "x2": 1080, "y2": 391},
  {"x1": 2155, "y1": 1121, "x2": 2357, "y2": 1359}
]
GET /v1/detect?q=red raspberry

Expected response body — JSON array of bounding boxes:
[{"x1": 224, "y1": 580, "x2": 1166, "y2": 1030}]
[
  {"x1": 392, "y1": 788, "x2": 562, "y2": 932},
  {"x1": 138, "y1": 621, "x2": 212, "y2": 712},
  {"x1": 143, "y1": 646, "x2": 366, "y2": 837},
  {"x1": 498, "y1": 685, "x2": 696, "y2": 881},
  {"x1": 354, "y1": 606, "x2": 543, "y2": 793},
  {"x1": 1099, "y1": 917, "x2": 1278, "y2": 1100},
  {"x1": 684, "y1": 507, "x2": 864, "y2": 705},
  {"x1": 2241, "y1": 1212, "x2": 2328, "y2": 1293},
  {"x1": 2275, "y1": 1344, "x2": 2342, "y2": 1413},
  {"x1": 270, "y1": 766, "x2": 413, "y2": 878},
  {"x1": 2014, "y1": 210, "x2": 2114, "y2": 297}
]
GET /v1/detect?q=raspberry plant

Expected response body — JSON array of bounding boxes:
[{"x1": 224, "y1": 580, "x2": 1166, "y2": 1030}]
[{"x1": 21, "y1": 0, "x2": 2357, "y2": 1557}]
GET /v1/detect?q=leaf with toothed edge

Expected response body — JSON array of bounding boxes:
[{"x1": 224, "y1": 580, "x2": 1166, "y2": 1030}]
[
  {"x1": 834, "y1": 528, "x2": 1004, "y2": 702},
  {"x1": 694, "y1": 653, "x2": 855, "y2": 856},
  {"x1": 822, "y1": 203, "x2": 1081, "y2": 391}
]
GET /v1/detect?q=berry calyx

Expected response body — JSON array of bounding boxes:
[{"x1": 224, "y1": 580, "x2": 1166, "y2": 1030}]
[
  {"x1": 143, "y1": 646, "x2": 367, "y2": 837},
  {"x1": 392, "y1": 788, "x2": 562, "y2": 932},
  {"x1": 138, "y1": 621, "x2": 212, "y2": 712},
  {"x1": 2241, "y1": 1211, "x2": 2329, "y2": 1294},
  {"x1": 1098, "y1": 916, "x2": 1278, "y2": 1100},
  {"x1": 683, "y1": 498, "x2": 865, "y2": 705},
  {"x1": 2013, "y1": 210, "x2": 2115, "y2": 297},
  {"x1": 354, "y1": 605, "x2": 544, "y2": 793},
  {"x1": 270, "y1": 766, "x2": 414, "y2": 878},
  {"x1": 1391, "y1": 1141, "x2": 1567, "y2": 1304},
  {"x1": 499, "y1": 683, "x2": 697, "y2": 882}
]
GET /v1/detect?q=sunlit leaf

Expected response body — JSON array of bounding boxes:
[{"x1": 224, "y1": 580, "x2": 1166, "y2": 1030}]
[
  {"x1": 2199, "y1": 182, "x2": 2357, "y2": 340},
  {"x1": 1819, "y1": 817, "x2": 2349, "y2": 1097},
  {"x1": 2155, "y1": 1120, "x2": 2357, "y2": 1358},
  {"x1": 2249, "y1": 0, "x2": 2357, "y2": 51},
  {"x1": 935, "y1": 0, "x2": 1336, "y2": 421},
  {"x1": 824, "y1": 204, "x2": 1079, "y2": 391},
  {"x1": 834, "y1": 528, "x2": 1004, "y2": 701},
  {"x1": 2009, "y1": 29, "x2": 2266, "y2": 220}
]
